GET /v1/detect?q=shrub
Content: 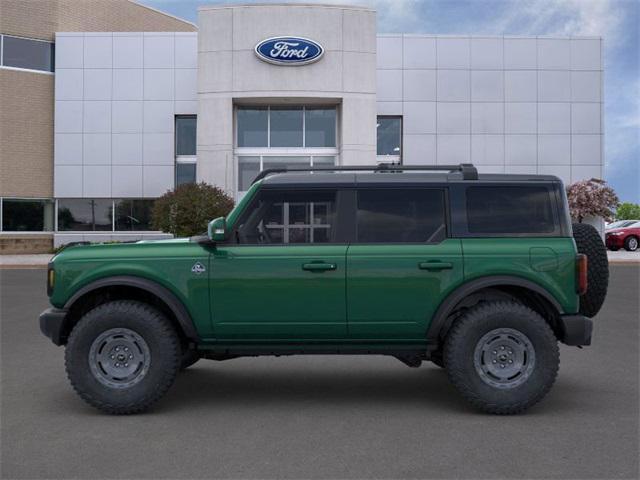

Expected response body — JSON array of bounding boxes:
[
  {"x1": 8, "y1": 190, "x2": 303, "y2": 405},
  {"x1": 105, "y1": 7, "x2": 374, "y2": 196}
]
[
  {"x1": 566, "y1": 178, "x2": 619, "y2": 223},
  {"x1": 151, "y1": 183, "x2": 234, "y2": 237},
  {"x1": 616, "y1": 202, "x2": 640, "y2": 220}
]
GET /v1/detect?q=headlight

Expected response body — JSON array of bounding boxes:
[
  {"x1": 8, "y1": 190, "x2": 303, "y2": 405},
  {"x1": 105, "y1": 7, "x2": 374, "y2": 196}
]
[{"x1": 609, "y1": 231, "x2": 623, "y2": 236}]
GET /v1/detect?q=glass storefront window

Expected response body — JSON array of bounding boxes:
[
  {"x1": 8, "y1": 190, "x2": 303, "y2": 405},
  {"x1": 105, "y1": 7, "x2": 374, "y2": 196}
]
[
  {"x1": 237, "y1": 107, "x2": 268, "y2": 147},
  {"x1": 238, "y1": 156, "x2": 261, "y2": 191},
  {"x1": 175, "y1": 116, "x2": 196, "y2": 156},
  {"x1": 115, "y1": 199, "x2": 155, "y2": 231},
  {"x1": 1, "y1": 35, "x2": 54, "y2": 72},
  {"x1": 176, "y1": 162, "x2": 196, "y2": 186},
  {"x1": 377, "y1": 116, "x2": 402, "y2": 158},
  {"x1": 305, "y1": 108, "x2": 336, "y2": 147},
  {"x1": 262, "y1": 156, "x2": 310, "y2": 171},
  {"x1": 270, "y1": 107, "x2": 304, "y2": 147},
  {"x1": 57, "y1": 199, "x2": 112, "y2": 231},
  {"x1": 1, "y1": 199, "x2": 54, "y2": 231}
]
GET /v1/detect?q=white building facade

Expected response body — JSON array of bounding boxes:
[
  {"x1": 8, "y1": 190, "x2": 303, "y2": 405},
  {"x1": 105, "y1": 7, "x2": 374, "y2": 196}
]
[{"x1": 50, "y1": 3, "x2": 603, "y2": 245}]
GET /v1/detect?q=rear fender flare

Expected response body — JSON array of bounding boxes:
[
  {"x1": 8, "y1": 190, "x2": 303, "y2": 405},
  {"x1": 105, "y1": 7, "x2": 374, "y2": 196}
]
[{"x1": 426, "y1": 276, "x2": 564, "y2": 342}]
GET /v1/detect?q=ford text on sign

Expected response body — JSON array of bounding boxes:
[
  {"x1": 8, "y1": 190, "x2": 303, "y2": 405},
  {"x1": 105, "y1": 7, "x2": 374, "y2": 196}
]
[{"x1": 255, "y1": 37, "x2": 324, "y2": 66}]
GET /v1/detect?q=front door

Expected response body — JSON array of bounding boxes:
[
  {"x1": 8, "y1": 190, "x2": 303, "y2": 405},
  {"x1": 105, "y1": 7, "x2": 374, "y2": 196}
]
[
  {"x1": 210, "y1": 188, "x2": 348, "y2": 340},
  {"x1": 346, "y1": 188, "x2": 463, "y2": 340}
]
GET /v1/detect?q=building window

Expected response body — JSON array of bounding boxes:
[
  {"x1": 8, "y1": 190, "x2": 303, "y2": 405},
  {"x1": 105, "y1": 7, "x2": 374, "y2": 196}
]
[
  {"x1": 114, "y1": 199, "x2": 155, "y2": 231},
  {"x1": 1, "y1": 35, "x2": 54, "y2": 73},
  {"x1": 376, "y1": 116, "x2": 402, "y2": 164},
  {"x1": 236, "y1": 106, "x2": 339, "y2": 193},
  {"x1": 236, "y1": 106, "x2": 337, "y2": 148},
  {"x1": 56, "y1": 199, "x2": 156, "y2": 232},
  {"x1": 0, "y1": 198, "x2": 54, "y2": 232},
  {"x1": 175, "y1": 115, "x2": 196, "y2": 186},
  {"x1": 238, "y1": 156, "x2": 337, "y2": 192},
  {"x1": 57, "y1": 199, "x2": 113, "y2": 231}
]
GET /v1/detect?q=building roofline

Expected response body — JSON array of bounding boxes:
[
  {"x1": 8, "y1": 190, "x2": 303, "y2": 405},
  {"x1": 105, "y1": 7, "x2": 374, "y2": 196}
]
[
  {"x1": 129, "y1": 0, "x2": 198, "y2": 29},
  {"x1": 198, "y1": 2, "x2": 375, "y2": 12}
]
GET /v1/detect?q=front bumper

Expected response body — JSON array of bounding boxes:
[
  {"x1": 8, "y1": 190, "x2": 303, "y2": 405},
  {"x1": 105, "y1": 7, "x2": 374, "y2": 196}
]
[
  {"x1": 39, "y1": 308, "x2": 69, "y2": 346},
  {"x1": 605, "y1": 235, "x2": 624, "y2": 248},
  {"x1": 558, "y1": 314, "x2": 593, "y2": 346}
]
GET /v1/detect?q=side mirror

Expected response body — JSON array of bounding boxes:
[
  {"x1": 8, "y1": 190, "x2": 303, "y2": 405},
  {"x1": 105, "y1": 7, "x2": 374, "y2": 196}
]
[{"x1": 208, "y1": 217, "x2": 227, "y2": 242}]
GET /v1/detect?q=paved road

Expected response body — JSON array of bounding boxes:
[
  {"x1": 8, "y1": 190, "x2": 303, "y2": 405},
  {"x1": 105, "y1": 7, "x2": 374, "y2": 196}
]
[{"x1": 1, "y1": 267, "x2": 638, "y2": 479}]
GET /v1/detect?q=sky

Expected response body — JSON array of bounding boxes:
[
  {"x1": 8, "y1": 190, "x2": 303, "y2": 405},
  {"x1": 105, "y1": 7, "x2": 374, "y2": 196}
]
[{"x1": 140, "y1": 0, "x2": 639, "y2": 203}]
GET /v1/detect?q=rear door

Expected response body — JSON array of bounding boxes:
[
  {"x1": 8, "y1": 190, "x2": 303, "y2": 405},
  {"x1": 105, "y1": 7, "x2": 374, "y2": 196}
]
[{"x1": 346, "y1": 188, "x2": 463, "y2": 340}]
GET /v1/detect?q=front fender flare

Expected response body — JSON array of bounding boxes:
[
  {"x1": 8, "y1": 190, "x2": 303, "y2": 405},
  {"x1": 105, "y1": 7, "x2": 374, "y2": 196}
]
[
  {"x1": 426, "y1": 275, "x2": 564, "y2": 343},
  {"x1": 64, "y1": 275, "x2": 199, "y2": 341}
]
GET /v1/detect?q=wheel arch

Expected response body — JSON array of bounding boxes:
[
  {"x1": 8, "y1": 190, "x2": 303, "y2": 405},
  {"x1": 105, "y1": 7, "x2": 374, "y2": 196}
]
[
  {"x1": 426, "y1": 276, "x2": 564, "y2": 343},
  {"x1": 62, "y1": 276, "x2": 199, "y2": 345}
]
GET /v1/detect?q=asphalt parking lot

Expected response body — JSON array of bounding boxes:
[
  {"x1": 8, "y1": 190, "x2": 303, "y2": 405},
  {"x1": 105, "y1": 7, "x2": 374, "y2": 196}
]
[{"x1": 1, "y1": 266, "x2": 638, "y2": 479}]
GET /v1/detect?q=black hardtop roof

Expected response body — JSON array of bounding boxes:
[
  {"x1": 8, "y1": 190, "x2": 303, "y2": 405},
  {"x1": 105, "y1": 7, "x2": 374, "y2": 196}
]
[{"x1": 260, "y1": 171, "x2": 562, "y2": 188}]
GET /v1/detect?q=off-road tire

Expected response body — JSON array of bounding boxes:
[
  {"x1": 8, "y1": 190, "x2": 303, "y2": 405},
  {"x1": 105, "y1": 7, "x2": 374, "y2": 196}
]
[
  {"x1": 444, "y1": 301, "x2": 559, "y2": 415},
  {"x1": 572, "y1": 222, "x2": 609, "y2": 317},
  {"x1": 624, "y1": 235, "x2": 638, "y2": 252},
  {"x1": 65, "y1": 300, "x2": 181, "y2": 414},
  {"x1": 180, "y1": 349, "x2": 201, "y2": 370}
]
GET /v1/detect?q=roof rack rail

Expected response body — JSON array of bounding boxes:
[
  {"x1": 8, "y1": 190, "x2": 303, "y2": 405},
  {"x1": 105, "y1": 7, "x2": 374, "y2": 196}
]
[{"x1": 252, "y1": 163, "x2": 478, "y2": 184}]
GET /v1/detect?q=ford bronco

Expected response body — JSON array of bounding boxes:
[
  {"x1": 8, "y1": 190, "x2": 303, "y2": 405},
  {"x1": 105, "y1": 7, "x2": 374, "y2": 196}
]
[{"x1": 40, "y1": 164, "x2": 609, "y2": 414}]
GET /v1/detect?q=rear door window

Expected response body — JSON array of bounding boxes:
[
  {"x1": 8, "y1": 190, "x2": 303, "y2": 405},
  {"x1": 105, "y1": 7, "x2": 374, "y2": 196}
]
[
  {"x1": 356, "y1": 189, "x2": 446, "y2": 243},
  {"x1": 466, "y1": 186, "x2": 556, "y2": 234}
]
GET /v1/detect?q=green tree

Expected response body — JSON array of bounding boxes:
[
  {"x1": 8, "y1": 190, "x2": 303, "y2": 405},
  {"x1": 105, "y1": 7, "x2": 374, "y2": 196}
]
[
  {"x1": 616, "y1": 202, "x2": 640, "y2": 220},
  {"x1": 151, "y1": 182, "x2": 235, "y2": 237}
]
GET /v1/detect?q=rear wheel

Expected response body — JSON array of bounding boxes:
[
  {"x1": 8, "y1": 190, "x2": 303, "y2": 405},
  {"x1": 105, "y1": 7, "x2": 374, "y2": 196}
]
[
  {"x1": 444, "y1": 301, "x2": 559, "y2": 414},
  {"x1": 65, "y1": 300, "x2": 181, "y2": 414},
  {"x1": 572, "y1": 223, "x2": 609, "y2": 317},
  {"x1": 624, "y1": 236, "x2": 638, "y2": 252}
]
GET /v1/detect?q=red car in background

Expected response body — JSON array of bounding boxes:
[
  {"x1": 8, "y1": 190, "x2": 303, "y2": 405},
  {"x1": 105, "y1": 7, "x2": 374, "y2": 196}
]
[{"x1": 606, "y1": 221, "x2": 640, "y2": 251}]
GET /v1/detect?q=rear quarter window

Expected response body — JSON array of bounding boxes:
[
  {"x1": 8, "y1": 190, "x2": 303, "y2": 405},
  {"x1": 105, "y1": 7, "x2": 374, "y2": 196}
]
[{"x1": 466, "y1": 186, "x2": 557, "y2": 234}]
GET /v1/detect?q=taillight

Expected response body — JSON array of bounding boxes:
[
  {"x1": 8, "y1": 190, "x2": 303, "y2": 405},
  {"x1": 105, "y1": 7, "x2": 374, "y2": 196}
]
[{"x1": 576, "y1": 254, "x2": 588, "y2": 295}]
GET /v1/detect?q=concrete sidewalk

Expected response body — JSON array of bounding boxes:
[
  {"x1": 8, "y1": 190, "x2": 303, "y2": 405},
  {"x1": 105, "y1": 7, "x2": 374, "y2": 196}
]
[{"x1": 1, "y1": 250, "x2": 638, "y2": 268}]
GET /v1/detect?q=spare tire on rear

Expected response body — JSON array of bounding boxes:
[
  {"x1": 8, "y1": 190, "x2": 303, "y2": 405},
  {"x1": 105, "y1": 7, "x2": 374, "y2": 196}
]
[{"x1": 572, "y1": 223, "x2": 609, "y2": 317}]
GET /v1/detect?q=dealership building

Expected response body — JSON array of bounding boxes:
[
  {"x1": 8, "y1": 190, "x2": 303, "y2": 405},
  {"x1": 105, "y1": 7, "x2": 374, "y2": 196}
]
[{"x1": 0, "y1": 1, "x2": 604, "y2": 251}]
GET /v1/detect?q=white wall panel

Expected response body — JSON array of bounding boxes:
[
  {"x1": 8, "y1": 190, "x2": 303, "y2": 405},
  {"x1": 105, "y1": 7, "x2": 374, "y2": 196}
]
[
  {"x1": 403, "y1": 36, "x2": 436, "y2": 69},
  {"x1": 471, "y1": 103, "x2": 503, "y2": 134},
  {"x1": 470, "y1": 38, "x2": 503, "y2": 69},
  {"x1": 84, "y1": 35, "x2": 112, "y2": 69},
  {"x1": 437, "y1": 135, "x2": 470, "y2": 163},
  {"x1": 436, "y1": 38, "x2": 470, "y2": 69},
  {"x1": 113, "y1": 35, "x2": 143, "y2": 68},
  {"x1": 83, "y1": 133, "x2": 111, "y2": 165},
  {"x1": 437, "y1": 70, "x2": 470, "y2": 101},
  {"x1": 84, "y1": 69, "x2": 112, "y2": 101}
]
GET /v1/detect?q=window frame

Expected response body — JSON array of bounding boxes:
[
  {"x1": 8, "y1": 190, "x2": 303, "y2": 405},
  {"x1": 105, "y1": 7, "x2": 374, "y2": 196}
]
[
  {"x1": 376, "y1": 115, "x2": 403, "y2": 164},
  {"x1": 352, "y1": 187, "x2": 449, "y2": 245},
  {"x1": 235, "y1": 105, "x2": 338, "y2": 149},
  {"x1": 0, "y1": 34, "x2": 55, "y2": 75},
  {"x1": 175, "y1": 115, "x2": 197, "y2": 186}
]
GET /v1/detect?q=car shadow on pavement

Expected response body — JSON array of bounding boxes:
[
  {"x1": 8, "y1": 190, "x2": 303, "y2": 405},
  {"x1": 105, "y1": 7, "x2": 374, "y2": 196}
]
[{"x1": 146, "y1": 361, "x2": 578, "y2": 416}]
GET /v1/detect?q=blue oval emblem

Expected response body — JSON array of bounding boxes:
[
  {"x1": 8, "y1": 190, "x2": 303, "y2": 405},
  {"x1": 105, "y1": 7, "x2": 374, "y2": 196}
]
[{"x1": 255, "y1": 37, "x2": 324, "y2": 66}]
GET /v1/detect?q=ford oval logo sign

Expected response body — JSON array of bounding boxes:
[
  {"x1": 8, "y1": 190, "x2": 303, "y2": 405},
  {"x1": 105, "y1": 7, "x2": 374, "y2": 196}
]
[{"x1": 255, "y1": 37, "x2": 324, "y2": 66}]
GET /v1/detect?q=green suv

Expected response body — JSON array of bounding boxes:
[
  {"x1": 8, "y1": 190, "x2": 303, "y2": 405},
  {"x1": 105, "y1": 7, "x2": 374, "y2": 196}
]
[{"x1": 40, "y1": 164, "x2": 608, "y2": 415}]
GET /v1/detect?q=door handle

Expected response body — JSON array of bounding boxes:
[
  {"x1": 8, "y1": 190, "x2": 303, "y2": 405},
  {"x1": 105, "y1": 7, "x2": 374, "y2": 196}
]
[
  {"x1": 418, "y1": 261, "x2": 453, "y2": 271},
  {"x1": 302, "y1": 262, "x2": 337, "y2": 272}
]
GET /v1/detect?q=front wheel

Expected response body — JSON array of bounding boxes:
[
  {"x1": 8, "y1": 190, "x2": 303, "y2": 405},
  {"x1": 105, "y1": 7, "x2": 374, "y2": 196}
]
[
  {"x1": 65, "y1": 300, "x2": 181, "y2": 414},
  {"x1": 444, "y1": 301, "x2": 559, "y2": 414},
  {"x1": 624, "y1": 236, "x2": 638, "y2": 251}
]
